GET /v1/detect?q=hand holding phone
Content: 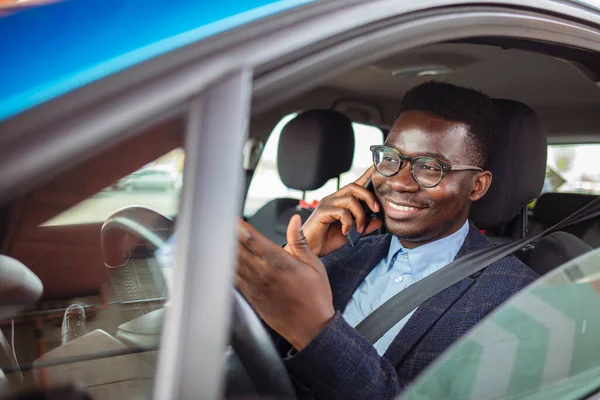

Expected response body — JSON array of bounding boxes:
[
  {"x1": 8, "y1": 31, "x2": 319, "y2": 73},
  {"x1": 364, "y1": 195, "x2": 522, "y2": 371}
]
[
  {"x1": 299, "y1": 167, "x2": 382, "y2": 257},
  {"x1": 346, "y1": 179, "x2": 381, "y2": 247}
]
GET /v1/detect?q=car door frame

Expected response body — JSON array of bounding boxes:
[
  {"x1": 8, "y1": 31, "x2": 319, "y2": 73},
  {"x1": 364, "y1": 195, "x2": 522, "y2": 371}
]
[
  {"x1": 3, "y1": 1, "x2": 600, "y2": 399},
  {"x1": 159, "y1": 3, "x2": 600, "y2": 398}
]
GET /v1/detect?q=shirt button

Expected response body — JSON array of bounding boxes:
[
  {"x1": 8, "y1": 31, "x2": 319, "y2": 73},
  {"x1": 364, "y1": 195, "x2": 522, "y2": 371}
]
[
  {"x1": 394, "y1": 276, "x2": 403, "y2": 283},
  {"x1": 403, "y1": 253, "x2": 408, "y2": 259}
]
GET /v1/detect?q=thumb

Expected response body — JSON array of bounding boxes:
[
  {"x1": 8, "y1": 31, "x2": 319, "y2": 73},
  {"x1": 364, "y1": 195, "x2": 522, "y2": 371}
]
[{"x1": 287, "y1": 214, "x2": 321, "y2": 266}]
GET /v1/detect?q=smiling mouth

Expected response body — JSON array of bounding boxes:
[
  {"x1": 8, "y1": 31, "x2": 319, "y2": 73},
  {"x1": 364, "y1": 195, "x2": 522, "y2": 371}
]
[
  {"x1": 387, "y1": 200, "x2": 426, "y2": 210},
  {"x1": 388, "y1": 202, "x2": 420, "y2": 212},
  {"x1": 385, "y1": 199, "x2": 427, "y2": 217}
]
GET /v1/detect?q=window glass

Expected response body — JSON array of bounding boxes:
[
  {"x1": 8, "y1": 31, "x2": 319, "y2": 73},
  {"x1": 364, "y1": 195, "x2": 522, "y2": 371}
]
[
  {"x1": 244, "y1": 114, "x2": 384, "y2": 217},
  {"x1": 399, "y1": 249, "x2": 600, "y2": 400},
  {"x1": 5, "y1": 145, "x2": 182, "y2": 398},
  {"x1": 544, "y1": 144, "x2": 600, "y2": 195},
  {"x1": 43, "y1": 148, "x2": 184, "y2": 226}
]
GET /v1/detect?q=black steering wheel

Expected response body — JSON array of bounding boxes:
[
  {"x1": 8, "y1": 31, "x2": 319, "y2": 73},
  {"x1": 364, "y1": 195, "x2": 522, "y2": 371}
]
[{"x1": 101, "y1": 206, "x2": 297, "y2": 399}]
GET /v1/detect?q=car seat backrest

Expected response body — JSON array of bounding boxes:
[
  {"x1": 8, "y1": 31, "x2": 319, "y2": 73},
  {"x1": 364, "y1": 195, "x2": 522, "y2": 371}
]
[
  {"x1": 469, "y1": 99, "x2": 547, "y2": 230},
  {"x1": 531, "y1": 192, "x2": 599, "y2": 244},
  {"x1": 248, "y1": 110, "x2": 355, "y2": 244},
  {"x1": 527, "y1": 231, "x2": 593, "y2": 275}
]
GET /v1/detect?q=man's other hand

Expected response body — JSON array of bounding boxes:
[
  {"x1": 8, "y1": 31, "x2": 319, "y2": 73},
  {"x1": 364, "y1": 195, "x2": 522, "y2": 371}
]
[
  {"x1": 297, "y1": 166, "x2": 383, "y2": 258},
  {"x1": 236, "y1": 215, "x2": 335, "y2": 351}
]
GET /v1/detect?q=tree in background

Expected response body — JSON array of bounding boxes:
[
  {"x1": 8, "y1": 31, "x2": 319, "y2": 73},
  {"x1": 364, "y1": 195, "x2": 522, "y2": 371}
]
[{"x1": 553, "y1": 146, "x2": 575, "y2": 173}]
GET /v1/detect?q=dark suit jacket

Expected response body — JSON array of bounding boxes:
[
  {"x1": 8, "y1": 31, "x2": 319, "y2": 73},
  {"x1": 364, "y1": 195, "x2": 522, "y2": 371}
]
[{"x1": 274, "y1": 224, "x2": 539, "y2": 400}]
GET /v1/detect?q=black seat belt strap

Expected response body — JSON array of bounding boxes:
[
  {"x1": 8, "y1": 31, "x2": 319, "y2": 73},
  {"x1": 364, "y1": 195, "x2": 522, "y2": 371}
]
[{"x1": 355, "y1": 196, "x2": 600, "y2": 344}]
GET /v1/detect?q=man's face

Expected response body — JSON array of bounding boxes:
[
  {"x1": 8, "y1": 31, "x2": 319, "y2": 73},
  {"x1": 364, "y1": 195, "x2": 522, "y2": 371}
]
[{"x1": 372, "y1": 110, "x2": 488, "y2": 247}]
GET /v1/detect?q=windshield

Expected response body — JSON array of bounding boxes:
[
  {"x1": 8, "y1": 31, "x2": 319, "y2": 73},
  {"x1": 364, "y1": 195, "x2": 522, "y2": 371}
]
[{"x1": 399, "y1": 249, "x2": 600, "y2": 400}]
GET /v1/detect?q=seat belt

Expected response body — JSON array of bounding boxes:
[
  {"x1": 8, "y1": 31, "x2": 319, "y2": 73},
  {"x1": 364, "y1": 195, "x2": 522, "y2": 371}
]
[{"x1": 355, "y1": 196, "x2": 600, "y2": 344}]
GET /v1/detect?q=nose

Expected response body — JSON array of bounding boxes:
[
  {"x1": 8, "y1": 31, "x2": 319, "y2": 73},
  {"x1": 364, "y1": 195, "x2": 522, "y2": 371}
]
[{"x1": 388, "y1": 162, "x2": 420, "y2": 193}]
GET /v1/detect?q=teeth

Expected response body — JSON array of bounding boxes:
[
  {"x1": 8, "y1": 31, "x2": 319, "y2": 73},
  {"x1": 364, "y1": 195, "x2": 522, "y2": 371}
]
[{"x1": 389, "y1": 202, "x2": 417, "y2": 211}]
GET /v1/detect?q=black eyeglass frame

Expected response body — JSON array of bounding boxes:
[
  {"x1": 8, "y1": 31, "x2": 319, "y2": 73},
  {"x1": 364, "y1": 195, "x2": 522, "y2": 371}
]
[{"x1": 369, "y1": 145, "x2": 483, "y2": 188}]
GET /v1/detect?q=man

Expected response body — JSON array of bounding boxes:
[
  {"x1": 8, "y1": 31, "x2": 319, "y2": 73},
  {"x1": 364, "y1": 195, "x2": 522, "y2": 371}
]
[{"x1": 236, "y1": 82, "x2": 538, "y2": 399}]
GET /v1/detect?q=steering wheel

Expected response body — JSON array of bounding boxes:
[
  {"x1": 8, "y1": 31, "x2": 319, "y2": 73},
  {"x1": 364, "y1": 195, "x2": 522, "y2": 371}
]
[{"x1": 101, "y1": 206, "x2": 297, "y2": 399}]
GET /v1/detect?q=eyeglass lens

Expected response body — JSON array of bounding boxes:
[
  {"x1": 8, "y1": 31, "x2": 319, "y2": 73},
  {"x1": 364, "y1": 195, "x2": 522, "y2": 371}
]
[{"x1": 373, "y1": 147, "x2": 443, "y2": 187}]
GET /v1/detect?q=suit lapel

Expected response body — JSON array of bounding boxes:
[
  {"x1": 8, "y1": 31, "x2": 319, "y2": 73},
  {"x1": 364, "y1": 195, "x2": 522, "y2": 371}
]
[
  {"x1": 382, "y1": 224, "x2": 490, "y2": 365},
  {"x1": 328, "y1": 234, "x2": 392, "y2": 313}
]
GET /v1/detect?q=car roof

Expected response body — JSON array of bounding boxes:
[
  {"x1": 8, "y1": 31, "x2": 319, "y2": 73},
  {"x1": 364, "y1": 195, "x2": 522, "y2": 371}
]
[{"x1": 0, "y1": 0, "x2": 315, "y2": 123}]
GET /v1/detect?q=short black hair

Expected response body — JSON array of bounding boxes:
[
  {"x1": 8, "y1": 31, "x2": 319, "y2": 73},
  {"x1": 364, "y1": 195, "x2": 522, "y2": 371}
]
[{"x1": 398, "y1": 81, "x2": 497, "y2": 167}]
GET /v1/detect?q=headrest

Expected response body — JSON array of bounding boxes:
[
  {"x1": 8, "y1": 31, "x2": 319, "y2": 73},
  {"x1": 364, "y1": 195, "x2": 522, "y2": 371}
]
[
  {"x1": 470, "y1": 99, "x2": 547, "y2": 229},
  {"x1": 534, "y1": 192, "x2": 597, "y2": 226},
  {"x1": 277, "y1": 109, "x2": 355, "y2": 191}
]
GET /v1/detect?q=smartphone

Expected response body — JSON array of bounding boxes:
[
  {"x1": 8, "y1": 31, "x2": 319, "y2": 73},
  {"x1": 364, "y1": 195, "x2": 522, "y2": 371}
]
[{"x1": 346, "y1": 179, "x2": 381, "y2": 247}]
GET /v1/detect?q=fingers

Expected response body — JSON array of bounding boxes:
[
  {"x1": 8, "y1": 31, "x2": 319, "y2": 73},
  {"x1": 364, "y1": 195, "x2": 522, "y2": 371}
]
[
  {"x1": 236, "y1": 219, "x2": 282, "y2": 284},
  {"x1": 316, "y1": 185, "x2": 379, "y2": 234},
  {"x1": 237, "y1": 220, "x2": 281, "y2": 259},
  {"x1": 286, "y1": 215, "x2": 320, "y2": 265},
  {"x1": 234, "y1": 274, "x2": 250, "y2": 295},
  {"x1": 326, "y1": 196, "x2": 370, "y2": 233},
  {"x1": 237, "y1": 242, "x2": 265, "y2": 280},
  {"x1": 331, "y1": 184, "x2": 379, "y2": 215},
  {"x1": 237, "y1": 219, "x2": 297, "y2": 277},
  {"x1": 313, "y1": 205, "x2": 355, "y2": 235},
  {"x1": 235, "y1": 274, "x2": 259, "y2": 307},
  {"x1": 354, "y1": 165, "x2": 375, "y2": 187}
]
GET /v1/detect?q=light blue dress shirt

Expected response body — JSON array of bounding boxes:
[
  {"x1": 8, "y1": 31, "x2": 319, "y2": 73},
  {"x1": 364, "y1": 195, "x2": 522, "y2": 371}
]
[{"x1": 342, "y1": 220, "x2": 470, "y2": 356}]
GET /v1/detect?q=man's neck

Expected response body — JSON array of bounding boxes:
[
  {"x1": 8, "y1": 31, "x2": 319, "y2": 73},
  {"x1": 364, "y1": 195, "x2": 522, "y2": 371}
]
[{"x1": 398, "y1": 219, "x2": 469, "y2": 250}]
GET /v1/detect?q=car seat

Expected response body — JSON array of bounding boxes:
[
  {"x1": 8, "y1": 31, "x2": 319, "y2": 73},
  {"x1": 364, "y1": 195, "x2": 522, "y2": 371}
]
[
  {"x1": 469, "y1": 99, "x2": 547, "y2": 244},
  {"x1": 527, "y1": 231, "x2": 594, "y2": 276},
  {"x1": 530, "y1": 192, "x2": 600, "y2": 247},
  {"x1": 247, "y1": 109, "x2": 355, "y2": 245},
  {"x1": 468, "y1": 100, "x2": 596, "y2": 274}
]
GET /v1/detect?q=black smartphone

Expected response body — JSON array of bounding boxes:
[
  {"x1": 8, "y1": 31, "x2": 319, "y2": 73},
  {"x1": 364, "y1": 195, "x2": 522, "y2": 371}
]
[{"x1": 346, "y1": 179, "x2": 381, "y2": 247}]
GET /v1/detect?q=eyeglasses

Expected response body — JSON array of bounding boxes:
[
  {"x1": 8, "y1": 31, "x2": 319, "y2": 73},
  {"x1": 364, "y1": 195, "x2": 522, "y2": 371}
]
[{"x1": 369, "y1": 145, "x2": 483, "y2": 188}]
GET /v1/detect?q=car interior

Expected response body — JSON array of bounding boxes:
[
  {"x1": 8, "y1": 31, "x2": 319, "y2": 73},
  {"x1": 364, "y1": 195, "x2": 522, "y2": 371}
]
[{"x1": 1, "y1": 35, "x2": 600, "y2": 399}]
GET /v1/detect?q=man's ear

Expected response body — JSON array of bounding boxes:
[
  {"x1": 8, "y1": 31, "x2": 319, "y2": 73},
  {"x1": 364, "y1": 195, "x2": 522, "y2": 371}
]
[{"x1": 470, "y1": 170, "x2": 492, "y2": 202}]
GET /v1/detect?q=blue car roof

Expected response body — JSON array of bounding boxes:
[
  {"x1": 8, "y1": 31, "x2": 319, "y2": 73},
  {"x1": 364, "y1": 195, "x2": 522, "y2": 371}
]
[{"x1": 0, "y1": 0, "x2": 315, "y2": 123}]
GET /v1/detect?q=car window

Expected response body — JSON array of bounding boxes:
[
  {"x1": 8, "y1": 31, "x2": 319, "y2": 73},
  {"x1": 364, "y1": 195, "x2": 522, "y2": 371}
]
[
  {"x1": 42, "y1": 148, "x2": 184, "y2": 226},
  {"x1": 399, "y1": 249, "x2": 600, "y2": 400},
  {"x1": 544, "y1": 144, "x2": 600, "y2": 195},
  {"x1": 244, "y1": 114, "x2": 384, "y2": 217},
  {"x1": 3, "y1": 135, "x2": 181, "y2": 398}
]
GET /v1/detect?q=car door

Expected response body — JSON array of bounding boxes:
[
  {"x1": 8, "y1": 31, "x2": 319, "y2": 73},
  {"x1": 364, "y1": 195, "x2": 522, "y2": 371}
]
[{"x1": 398, "y1": 250, "x2": 600, "y2": 400}]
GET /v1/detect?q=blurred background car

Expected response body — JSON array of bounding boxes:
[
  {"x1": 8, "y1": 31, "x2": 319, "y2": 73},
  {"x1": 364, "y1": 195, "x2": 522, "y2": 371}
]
[{"x1": 115, "y1": 168, "x2": 182, "y2": 192}]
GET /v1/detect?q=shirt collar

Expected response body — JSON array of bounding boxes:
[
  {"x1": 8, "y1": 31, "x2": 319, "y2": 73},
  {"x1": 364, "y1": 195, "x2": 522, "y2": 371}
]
[{"x1": 385, "y1": 219, "x2": 470, "y2": 273}]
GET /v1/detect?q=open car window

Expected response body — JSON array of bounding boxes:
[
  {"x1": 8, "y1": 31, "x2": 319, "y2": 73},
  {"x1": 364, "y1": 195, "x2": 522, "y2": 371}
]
[{"x1": 399, "y1": 249, "x2": 600, "y2": 400}]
